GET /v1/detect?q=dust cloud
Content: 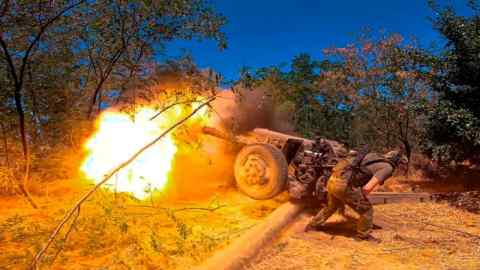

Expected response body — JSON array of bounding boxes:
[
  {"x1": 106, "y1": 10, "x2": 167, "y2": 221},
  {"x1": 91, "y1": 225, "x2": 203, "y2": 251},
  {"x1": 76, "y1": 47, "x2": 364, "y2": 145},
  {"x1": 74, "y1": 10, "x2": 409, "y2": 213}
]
[
  {"x1": 167, "y1": 87, "x2": 296, "y2": 200},
  {"x1": 210, "y1": 87, "x2": 294, "y2": 134},
  {"x1": 116, "y1": 81, "x2": 295, "y2": 200}
]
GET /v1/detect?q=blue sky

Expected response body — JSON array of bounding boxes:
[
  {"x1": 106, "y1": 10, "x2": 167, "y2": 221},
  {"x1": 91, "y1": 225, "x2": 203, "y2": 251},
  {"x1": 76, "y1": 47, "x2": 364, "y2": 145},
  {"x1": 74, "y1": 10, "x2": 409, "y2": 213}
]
[{"x1": 164, "y1": 0, "x2": 472, "y2": 81}]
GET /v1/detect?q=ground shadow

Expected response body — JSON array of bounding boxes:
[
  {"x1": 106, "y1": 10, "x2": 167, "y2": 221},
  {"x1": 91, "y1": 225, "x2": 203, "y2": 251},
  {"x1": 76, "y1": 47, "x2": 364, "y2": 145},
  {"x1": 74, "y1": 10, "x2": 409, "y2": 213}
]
[
  {"x1": 309, "y1": 216, "x2": 383, "y2": 238},
  {"x1": 314, "y1": 218, "x2": 357, "y2": 238}
]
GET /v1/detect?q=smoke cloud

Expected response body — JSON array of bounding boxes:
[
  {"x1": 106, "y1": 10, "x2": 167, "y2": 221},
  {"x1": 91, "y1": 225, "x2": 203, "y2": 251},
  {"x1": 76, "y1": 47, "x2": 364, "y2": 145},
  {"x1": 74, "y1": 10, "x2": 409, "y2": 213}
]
[
  {"x1": 165, "y1": 86, "x2": 297, "y2": 200},
  {"x1": 211, "y1": 86, "x2": 295, "y2": 135},
  {"x1": 110, "y1": 80, "x2": 296, "y2": 200}
]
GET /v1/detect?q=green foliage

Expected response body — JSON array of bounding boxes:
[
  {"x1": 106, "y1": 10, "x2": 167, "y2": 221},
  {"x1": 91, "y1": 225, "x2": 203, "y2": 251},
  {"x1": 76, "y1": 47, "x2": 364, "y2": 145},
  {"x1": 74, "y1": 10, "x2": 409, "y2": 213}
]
[
  {"x1": 238, "y1": 54, "x2": 342, "y2": 138},
  {"x1": 424, "y1": 101, "x2": 480, "y2": 162},
  {"x1": 319, "y1": 32, "x2": 435, "y2": 153},
  {"x1": 422, "y1": 1, "x2": 480, "y2": 163},
  {"x1": 0, "y1": 0, "x2": 226, "y2": 187},
  {"x1": 241, "y1": 33, "x2": 434, "y2": 155}
]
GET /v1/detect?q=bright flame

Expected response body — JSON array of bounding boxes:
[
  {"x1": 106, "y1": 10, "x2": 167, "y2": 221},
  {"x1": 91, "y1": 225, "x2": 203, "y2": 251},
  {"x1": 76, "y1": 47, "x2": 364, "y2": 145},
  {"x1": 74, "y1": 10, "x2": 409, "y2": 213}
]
[{"x1": 81, "y1": 102, "x2": 210, "y2": 199}]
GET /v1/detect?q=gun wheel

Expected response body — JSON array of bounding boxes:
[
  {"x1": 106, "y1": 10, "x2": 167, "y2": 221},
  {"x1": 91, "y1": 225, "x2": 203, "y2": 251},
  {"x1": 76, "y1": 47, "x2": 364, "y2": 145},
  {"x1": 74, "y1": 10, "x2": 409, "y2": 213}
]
[{"x1": 234, "y1": 144, "x2": 288, "y2": 200}]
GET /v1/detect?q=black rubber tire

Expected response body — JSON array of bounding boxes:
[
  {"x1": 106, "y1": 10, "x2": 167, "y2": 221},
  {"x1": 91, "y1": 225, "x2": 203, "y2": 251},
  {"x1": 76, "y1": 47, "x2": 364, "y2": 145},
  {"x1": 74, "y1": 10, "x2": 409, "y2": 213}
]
[{"x1": 234, "y1": 144, "x2": 288, "y2": 200}]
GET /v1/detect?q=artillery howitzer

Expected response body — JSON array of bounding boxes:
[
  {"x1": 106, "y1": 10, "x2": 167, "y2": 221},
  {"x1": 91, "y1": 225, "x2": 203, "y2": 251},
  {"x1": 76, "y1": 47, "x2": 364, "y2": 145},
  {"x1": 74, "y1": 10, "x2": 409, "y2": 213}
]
[{"x1": 202, "y1": 127, "x2": 347, "y2": 201}]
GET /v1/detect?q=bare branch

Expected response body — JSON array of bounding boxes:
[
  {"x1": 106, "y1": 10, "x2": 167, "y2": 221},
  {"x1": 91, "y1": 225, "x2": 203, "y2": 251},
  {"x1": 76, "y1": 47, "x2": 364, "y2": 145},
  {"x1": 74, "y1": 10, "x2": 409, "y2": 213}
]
[
  {"x1": 126, "y1": 204, "x2": 227, "y2": 213},
  {"x1": 31, "y1": 96, "x2": 216, "y2": 269},
  {"x1": 0, "y1": 39, "x2": 37, "y2": 209},
  {"x1": 114, "y1": 42, "x2": 148, "y2": 104},
  {"x1": 0, "y1": 36, "x2": 20, "y2": 87},
  {"x1": 0, "y1": 0, "x2": 9, "y2": 18},
  {"x1": 86, "y1": 43, "x2": 99, "y2": 78},
  {"x1": 50, "y1": 206, "x2": 81, "y2": 266},
  {"x1": 0, "y1": 1, "x2": 86, "y2": 210},
  {"x1": 88, "y1": 44, "x2": 127, "y2": 117},
  {"x1": 172, "y1": 205, "x2": 226, "y2": 213},
  {"x1": 150, "y1": 97, "x2": 209, "y2": 121},
  {"x1": 18, "y1": 0, "x2": 86, "y2": 87}
]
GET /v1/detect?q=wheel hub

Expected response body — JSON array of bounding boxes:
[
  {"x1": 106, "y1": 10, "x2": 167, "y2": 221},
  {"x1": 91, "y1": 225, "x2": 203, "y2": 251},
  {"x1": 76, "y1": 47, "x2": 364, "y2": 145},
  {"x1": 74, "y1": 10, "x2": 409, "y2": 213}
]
[{"x1": 241, "y1": 154, "x2": 269, "y2": 186}]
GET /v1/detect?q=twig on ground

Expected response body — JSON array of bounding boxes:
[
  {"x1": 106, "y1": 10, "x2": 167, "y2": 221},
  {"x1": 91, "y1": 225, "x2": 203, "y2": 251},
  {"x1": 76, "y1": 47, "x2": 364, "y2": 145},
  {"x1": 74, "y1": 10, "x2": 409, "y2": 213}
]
[
  {"x1": 417, "y1": 220, "x2": 480, "y2": 240},
  {"x1": 381, "y1": 246, "x2": 418, "y2": 253},
  {"x1": 30, "y1": 96, "x2": 216, "y2": 270},
  {"x1": 392, "y1": 234, "x2": 424, "y2": 246},
  {"x1": 172, "y1": 205, "x2": 227, "y2": 213},
  {"x1": 123, "y1": 204, "x2": 227, "y2": 220},
  {"x1": 126, "y1": 204, "x2": 227, "y2": 213},
  {"x1": 380, "y1": 213, "x2": 480, "y2": 240},
  {"x1": 211, "y1": 224, "x2": 257, "y2": 241},
  {"x1": 359, "y1": 245, "x2": 421, "y2": 256}
]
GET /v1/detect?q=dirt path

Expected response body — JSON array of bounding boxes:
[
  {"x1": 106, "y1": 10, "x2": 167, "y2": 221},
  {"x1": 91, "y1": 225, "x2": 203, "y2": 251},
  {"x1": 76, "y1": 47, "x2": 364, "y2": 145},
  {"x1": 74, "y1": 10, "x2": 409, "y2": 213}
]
[{"x1": 246, "y1": 202, "x2": 480, "y2": 270}]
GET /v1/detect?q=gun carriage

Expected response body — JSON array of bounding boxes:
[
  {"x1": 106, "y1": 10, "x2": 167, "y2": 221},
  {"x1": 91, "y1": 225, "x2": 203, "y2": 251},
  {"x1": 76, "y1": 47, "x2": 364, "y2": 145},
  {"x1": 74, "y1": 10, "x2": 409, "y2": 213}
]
[{"x1": 202, "y1": 127, "x2": 347, "y2": 201}]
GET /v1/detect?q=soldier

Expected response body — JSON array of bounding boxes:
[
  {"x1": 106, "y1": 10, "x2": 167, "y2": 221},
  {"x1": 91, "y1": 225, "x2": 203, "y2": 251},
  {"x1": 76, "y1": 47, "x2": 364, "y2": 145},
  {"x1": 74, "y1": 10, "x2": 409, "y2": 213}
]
[{"x1": 305, "y1": 149, "x2": 408, "y2": 242}]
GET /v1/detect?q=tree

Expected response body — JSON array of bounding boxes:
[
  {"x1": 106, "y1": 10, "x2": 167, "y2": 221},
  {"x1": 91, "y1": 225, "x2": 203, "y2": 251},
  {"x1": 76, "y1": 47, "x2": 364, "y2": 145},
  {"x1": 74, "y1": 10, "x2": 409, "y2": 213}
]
[
  {"x1": 235, "y1": 33, "x2": 434, "y2": 158},
  {"x1": 0, "y1": 1, "x2": 85, "y2": 207},
  {"x1": 0, "y1": 0, "x2": 226, "y2": 206},
  {"x1": 319, "y1": 32, "x2": 434, "y2": 155},
  {"x1": 76, "y1": 1, "x2": 227, "y2": 117},
  {"x1": 236, "y1": 54, "x2": 339, "y2": 138},
  {"x1": 422, "y1": 1, "x2": 480, "y2": 163}
]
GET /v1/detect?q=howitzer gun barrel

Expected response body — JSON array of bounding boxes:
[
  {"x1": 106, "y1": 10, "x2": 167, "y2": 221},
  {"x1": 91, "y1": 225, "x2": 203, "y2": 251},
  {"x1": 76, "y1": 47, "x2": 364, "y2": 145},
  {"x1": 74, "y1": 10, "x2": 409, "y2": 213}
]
[{"x1": 201, "y1": 126, "x2": 232, "y2": 141}]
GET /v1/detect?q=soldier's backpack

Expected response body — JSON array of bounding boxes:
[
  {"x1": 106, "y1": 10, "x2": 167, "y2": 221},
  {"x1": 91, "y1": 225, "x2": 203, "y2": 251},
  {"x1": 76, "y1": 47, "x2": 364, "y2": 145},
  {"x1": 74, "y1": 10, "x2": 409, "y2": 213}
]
[
  {"x1": 331, "y1": 144, "x2": 370, "y2": 186},
  {"x1": 333, "y1": 145, "x2": 397, "y2": 187}
]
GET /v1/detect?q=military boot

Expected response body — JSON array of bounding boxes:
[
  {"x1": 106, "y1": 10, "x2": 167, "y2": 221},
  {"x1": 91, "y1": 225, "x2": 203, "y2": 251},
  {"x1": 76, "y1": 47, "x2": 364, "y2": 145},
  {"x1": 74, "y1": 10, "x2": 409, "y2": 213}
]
[{"x1": 354, "y1": 234, "x2": 381, "y2": 243}]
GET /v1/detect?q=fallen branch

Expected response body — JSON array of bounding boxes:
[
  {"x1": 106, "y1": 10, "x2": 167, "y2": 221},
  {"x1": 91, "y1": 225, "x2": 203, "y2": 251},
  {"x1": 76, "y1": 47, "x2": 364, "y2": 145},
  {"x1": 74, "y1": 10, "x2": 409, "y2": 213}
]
[
  {"x1": 127, "y1": 204, "x2": 226, "y2": 213},
  {"x1": 124, "y1": 204, "x2": 227, "y2": 218},
  {"x1": 379, "y1": 213, "x2": 480, "y2": 241},
  {"x1": 50, "y1": 206, "x2": 81, "y2": 265},
  {"x1": 31, "y1": 96, "x2": 216, "y2": 269},
  {"x1": 379, "y1": 245, "x2": 420, "y2": 254},
  {"x1": 417, "y1": 220, "x2": 480, "y2": 240},
  {"x1": 172, "y1": 205, "x2": 226, "y2": 213},
  {"x1": 208, "y1": 224, "x2": 257, "y2": 241}
]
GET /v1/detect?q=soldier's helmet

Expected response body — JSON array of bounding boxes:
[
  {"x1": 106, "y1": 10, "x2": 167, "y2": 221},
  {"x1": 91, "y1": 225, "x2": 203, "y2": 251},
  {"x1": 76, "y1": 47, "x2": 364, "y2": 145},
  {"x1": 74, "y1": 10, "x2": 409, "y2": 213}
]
[{"x1": 384, "y1": 150, "x2": 408, "y2": 167}]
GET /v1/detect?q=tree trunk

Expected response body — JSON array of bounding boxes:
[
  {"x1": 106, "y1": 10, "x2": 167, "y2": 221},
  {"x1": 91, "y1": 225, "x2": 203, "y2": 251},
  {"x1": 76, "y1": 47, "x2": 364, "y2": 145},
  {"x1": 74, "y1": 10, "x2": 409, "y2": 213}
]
[
  {"x1": 87, "y1": 78, "x2": 106, "y2": 118},
  {"x1": 28, "y1": 69, "x2": 42, "y2": 148},
  {"x1": 400, "y1": 138, "x2": 412, "y2": 176},
  {"x1": 1, "y1": 122, "x2": 10, "y2": 167},
  {"x1": 97, "y1": 90, "x2": 102, "y2": 112},
  {"x1": 13, "y1": 84, "x2": 37, "y2": 209}
]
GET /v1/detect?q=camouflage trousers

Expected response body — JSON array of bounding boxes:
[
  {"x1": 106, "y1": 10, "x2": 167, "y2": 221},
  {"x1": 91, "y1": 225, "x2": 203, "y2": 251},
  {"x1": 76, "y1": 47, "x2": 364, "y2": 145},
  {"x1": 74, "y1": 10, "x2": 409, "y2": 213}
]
[{"x1": 309, "y1": 176, "x2": 373, "y2": 237}]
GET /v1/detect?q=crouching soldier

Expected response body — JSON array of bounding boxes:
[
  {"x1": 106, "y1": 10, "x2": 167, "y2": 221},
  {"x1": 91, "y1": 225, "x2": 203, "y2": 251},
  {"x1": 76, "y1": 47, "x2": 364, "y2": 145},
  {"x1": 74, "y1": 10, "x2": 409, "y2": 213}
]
[{"x1": 305, "y1": 149, "x2": 408, "y2": 242}]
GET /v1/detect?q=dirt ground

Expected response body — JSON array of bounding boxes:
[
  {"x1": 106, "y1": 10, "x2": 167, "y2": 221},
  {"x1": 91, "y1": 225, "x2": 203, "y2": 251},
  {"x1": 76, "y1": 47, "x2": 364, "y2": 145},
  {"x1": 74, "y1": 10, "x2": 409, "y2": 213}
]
[
  {"x1": 2, "y1": 177, "x2": 480, "y2": 270},
  {"x1": 246, "y1": 202, "x2": 480, "y2": 270},
  {"x1": 0, "y1": 182, "x2": 285, "y2": 270}
]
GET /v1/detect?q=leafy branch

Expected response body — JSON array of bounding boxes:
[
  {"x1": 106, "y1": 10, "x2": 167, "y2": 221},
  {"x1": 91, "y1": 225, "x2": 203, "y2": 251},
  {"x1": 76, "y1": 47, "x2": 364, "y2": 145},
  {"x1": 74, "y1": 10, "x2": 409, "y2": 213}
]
[{"x1": 31, "y1": 96, "x2": 216, "y2": 269}]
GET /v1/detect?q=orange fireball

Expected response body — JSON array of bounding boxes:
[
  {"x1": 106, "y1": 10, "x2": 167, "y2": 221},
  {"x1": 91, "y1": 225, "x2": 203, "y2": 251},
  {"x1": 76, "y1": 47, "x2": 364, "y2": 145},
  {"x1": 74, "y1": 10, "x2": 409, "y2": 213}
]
[{"x1": 81, "y1": 101, "x2": 210, "y2": 199}]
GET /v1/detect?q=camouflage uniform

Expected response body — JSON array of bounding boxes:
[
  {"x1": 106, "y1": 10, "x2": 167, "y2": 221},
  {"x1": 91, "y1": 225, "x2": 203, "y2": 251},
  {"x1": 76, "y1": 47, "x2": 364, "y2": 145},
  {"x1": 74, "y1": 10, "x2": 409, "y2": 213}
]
[{"x1": 309, "y1": 153, "x2": 396, "y2": 238}]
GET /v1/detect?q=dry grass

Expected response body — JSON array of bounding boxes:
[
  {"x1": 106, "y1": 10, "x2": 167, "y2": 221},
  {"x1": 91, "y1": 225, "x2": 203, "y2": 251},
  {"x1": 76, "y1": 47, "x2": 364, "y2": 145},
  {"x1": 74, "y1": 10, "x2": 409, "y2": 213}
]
[
  {"x1": 0, "y1": 166, "x2": 17, "y2": 195},
  {"x1": 0, "y1": 181, "x2": 284, "y2": 270},
  {"x1": 247, "y1": 202, "x2": 480, "y2": 270}
]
